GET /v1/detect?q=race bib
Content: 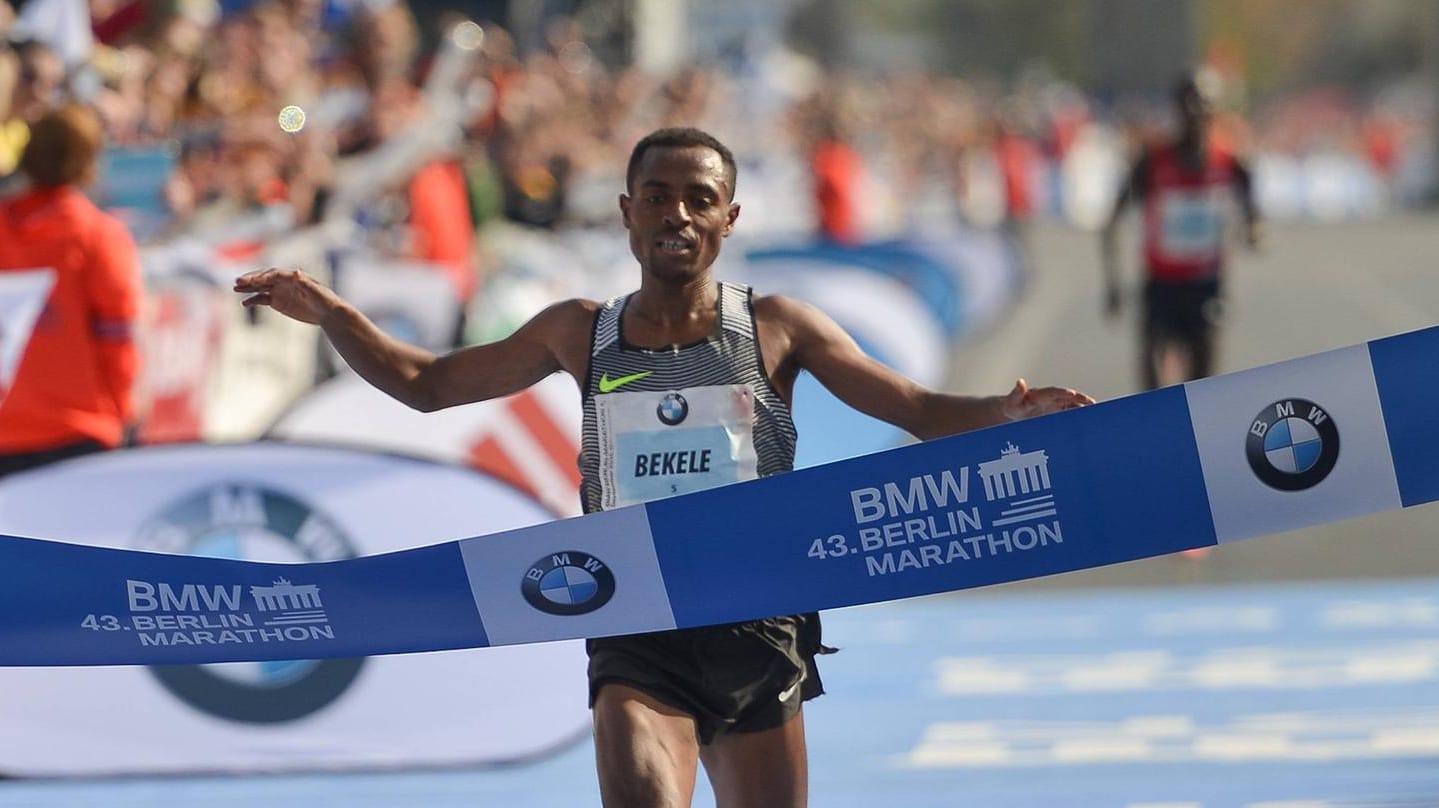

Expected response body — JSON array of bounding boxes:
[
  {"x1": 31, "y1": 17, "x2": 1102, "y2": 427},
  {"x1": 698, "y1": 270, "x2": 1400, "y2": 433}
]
[
  {"x1": 595, "y1": 384, "x2": 758, "y2": 509},
  {"x1": 1158, "y1": 189, "x2": 1224, "y2": 260}
]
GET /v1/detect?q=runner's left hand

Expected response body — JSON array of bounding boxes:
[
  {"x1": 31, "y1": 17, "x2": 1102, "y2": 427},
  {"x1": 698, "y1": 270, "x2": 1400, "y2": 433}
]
[
  {"x1": 1000, "y1": 379, "x2": 1095, "y2": 421},
  {"x1": 1244, "y1": 221, "x2": 1264, "y2": 251}
]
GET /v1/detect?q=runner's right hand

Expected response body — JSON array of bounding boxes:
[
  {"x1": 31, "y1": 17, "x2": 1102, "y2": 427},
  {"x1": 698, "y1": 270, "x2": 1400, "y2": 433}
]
[
  {"x1": 234, "y1": 268, "x2": 342, "y2": 325},
  {"x1": 1103, "y1": 285, "x2": 1123, "y2": 319}
]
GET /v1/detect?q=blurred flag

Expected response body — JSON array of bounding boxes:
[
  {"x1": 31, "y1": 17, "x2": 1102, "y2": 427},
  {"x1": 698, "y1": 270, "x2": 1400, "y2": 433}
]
[
  {"x1": 0, "y1": 269, "x2": 55, "y2": 405},
  {"x1": 13, "y1": 0, "x2": 93, "y2": 65}
]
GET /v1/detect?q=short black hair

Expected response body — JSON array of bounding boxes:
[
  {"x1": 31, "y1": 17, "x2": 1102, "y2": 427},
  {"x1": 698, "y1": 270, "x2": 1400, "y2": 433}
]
[
  {"x1": 625, "y1": 127, "x2": 737, "y2": 199},
  {"x1": 1173, "y1": 68, "x2": 1219, "y2": 107}
]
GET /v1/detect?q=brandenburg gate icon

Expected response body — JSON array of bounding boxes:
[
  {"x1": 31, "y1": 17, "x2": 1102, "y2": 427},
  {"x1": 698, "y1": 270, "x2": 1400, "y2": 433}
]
[
  {"x1": 250, "y1": 578, "x2": 323, "y2": 612},
  {"x1": 978, "y1": 442, "x2": 1051, "y2": 501}
]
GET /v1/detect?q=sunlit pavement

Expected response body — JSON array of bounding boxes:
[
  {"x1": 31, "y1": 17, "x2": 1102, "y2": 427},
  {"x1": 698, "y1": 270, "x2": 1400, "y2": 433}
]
[{"x1": 804, "y1": 579, "x2": 1439, "y2": 807}]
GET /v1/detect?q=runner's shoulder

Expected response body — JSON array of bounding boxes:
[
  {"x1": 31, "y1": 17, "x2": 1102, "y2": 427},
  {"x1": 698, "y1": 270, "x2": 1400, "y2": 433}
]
[
  {"x1": 750, "y1": 292, "x2": 841, "y2": 348},
  {"x1": 519, "y1": 297, "x2": 603, "y2": 340},
  {"x1": 536, "y1": 297, "x2": 603, "y2": 319},
  {"x1": 751, "y1": 291, "x2": 823, "y2": 328}
]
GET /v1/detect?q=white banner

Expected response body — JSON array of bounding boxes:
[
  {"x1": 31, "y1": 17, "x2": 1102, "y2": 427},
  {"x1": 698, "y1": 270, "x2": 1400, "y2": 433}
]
[
  {"x1": 331, "y1": 255, "x2": 463, "y2": 354},
  {"x1": 270, "y1": 372, "x2": 583, "y2": 517},
  {"x1": 1186, "y1": 343, "x2": 1401, "y2": 543},
  {"x1": 0, "y1": 443, "x2": 588, "y2": 776}
]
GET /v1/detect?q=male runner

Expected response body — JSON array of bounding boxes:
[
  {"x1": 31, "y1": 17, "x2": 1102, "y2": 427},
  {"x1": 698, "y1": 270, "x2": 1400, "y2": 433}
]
[
  {"x1": 236, "y1": 127, "x2": 1093, "y2": 808},
  {"x1": 1100, "y1": 70, "x2": 1261, "y2": 391}
]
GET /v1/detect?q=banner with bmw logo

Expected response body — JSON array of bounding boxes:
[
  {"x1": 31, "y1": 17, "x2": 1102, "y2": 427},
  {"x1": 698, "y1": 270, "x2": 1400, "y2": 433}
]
[
  {"x1": 1, "y1": 325, "x2": 1438, "y2": 679},
  {"x1": 1185, "y1": 342, "x2": 1401, "y2": 542},
  {"x1": 0, "y1": 443, "x2": 588, "y2": 777}
]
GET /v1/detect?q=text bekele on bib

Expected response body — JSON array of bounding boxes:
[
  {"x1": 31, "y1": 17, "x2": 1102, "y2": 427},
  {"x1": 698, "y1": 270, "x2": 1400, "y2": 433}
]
[{"x1": 595, "y1": 383, "x2": 758, "y2": 509}]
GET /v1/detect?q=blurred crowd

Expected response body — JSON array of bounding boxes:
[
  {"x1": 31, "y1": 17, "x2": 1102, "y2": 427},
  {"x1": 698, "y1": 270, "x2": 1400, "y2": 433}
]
[{"x1": 0, "y1": 0, "x2": 1433, "y2": 272}]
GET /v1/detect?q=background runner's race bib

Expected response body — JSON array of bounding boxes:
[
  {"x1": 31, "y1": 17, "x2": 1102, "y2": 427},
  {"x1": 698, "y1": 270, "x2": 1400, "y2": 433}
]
[
  {"x1": 595, "y1": 383, "x2": 758, "y2": 508},
  {"x1": 1158, "y1": 189, "x2": 1225, "y2": 260}
]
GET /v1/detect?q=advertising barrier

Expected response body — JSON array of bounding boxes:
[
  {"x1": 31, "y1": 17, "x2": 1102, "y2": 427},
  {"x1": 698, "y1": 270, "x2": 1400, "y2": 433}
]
[
  {"x1": 270, "y1": 373, "x2": 584, "y2": 517},
  {"x1": 0, "y1": 443, "x2": 588, "y2": 776}
]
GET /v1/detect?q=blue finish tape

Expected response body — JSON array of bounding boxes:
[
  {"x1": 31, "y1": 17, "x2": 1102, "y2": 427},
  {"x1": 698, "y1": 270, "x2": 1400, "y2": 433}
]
[{"x1": 2, "y1": 325, "x2": 1436, "y2": 666}]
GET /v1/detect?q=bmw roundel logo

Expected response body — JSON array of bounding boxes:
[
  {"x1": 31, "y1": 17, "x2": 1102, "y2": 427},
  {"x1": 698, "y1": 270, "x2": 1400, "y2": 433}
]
[
  {"x1": 1246, "y1": 398, "x2": 1340, "y2": 491},
  {"x1": 132, "y1": 484, "x2": 365, "y2": 724},
  {"x1": 656, "y1": 392, "x2": 689, "y2": 426},
  {"x1": 521, "y1": 551, "x2": 617, "y2": 616}
]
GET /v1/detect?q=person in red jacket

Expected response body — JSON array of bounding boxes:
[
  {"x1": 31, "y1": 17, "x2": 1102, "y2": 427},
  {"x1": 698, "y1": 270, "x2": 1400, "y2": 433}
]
[
  {"x1": 809, "y1": 118, "x2": 864, "y2": 246},
  {"x1": 0, "y1": 104, "x2": 144, "y2": 477},
  {"x1": 1100, "y1": 70, "x2": 1261, "y2": 391}
]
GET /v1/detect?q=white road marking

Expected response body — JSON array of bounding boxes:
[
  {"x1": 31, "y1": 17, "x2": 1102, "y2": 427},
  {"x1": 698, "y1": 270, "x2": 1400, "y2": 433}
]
[
  {"x1": 934, "y1": 642, "x2": 1439, "y2": 695},
  {"x1": 1321, "y1": 597, "x2": 1439, "y2": 630},
  {"x1": 902, "y1": 708, "x2": 1439, "y2": 768}
]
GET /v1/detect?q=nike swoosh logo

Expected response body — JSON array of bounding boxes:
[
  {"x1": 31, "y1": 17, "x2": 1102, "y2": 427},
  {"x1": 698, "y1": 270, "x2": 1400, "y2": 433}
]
[
  {"x1": 777, "y1": 680, "x2": 801, "y2": 703},
  {"x1": 598, "y1": 371, "x2": 654, "y2": 393}
]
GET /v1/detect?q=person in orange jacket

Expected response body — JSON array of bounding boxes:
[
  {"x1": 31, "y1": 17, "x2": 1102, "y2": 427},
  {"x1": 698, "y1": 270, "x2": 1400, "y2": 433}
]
[{"x1": 0, "y1": 104, "x2": 144, "y2": 477}]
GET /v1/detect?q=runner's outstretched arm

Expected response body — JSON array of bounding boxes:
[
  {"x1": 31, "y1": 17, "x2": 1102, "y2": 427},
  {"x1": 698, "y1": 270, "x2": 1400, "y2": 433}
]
[
  {"x1": 760, "y1": 294, "x2": 1093, "y2": 441},
  {"x1": 1099, "y1": 153, "x2": 1149, "y2": 318},
  {"x1": 234, "y1": 268, "x2": 590, "y2": 411},
  {"x1": 1233, "y1": 160, "x2": 1263, "y2": 249}
]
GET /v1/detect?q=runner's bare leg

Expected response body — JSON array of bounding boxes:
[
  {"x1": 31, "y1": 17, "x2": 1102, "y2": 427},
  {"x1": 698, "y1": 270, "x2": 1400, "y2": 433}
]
[
  {"x1": 700, "y1": 711, "x2": 808, "y2": 808},
  {"x1": 593, "y1": 683, "x2": 701, "y2": 808}
]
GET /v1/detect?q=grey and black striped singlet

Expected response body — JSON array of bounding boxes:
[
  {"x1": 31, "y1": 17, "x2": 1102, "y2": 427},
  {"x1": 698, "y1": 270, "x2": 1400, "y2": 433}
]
[{"x1": 578, "y1": 281, "x2": 797, "y2": 514}]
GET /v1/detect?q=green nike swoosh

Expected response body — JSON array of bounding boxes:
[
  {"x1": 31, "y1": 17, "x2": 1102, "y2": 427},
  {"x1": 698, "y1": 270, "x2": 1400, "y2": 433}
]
[{"x1": 598, "y1": 371, "x2": 655, "y2": 393}]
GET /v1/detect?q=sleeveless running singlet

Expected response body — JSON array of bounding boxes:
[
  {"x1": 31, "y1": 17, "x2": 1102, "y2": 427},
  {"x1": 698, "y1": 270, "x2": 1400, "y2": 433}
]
[
  {"x1": 1142, "y1": 142, "x2": 1239, "y2": 282},
  {"x1": 579, "y1": 281, "x2": 797, "y2": 514}
]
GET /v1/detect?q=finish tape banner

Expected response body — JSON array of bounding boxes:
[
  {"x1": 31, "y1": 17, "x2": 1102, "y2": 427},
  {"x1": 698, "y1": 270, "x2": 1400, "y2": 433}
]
[{"x1": 3, "y1": 325, "x2": 1437, "y2": 666}]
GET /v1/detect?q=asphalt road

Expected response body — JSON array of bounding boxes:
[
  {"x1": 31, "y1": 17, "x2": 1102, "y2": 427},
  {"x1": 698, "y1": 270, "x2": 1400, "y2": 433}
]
[{"x1": 949, "y1": 215, "x2": 1439, "y2": 590}]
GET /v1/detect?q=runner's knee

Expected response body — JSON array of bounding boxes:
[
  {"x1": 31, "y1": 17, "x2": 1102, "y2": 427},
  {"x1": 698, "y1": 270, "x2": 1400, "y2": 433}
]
[
  {"x1": 593, "y1": 684, "x2": 700, "y2": 808},
  {"x1": 701, "y1": 713, "x2": 808, "y2": 808}
]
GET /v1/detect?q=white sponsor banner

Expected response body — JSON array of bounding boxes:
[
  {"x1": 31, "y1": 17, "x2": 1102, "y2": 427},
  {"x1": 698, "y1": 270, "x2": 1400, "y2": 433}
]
[
  {"x1": 459, "y1": 505, "x2": 676, "y2": 645},
  {"x1": 0, "y1": 443, "x2": 588, "y2": 777},
  {"x1": 1185, "y1": 343, "x2": 1401, "y2": 544},
  {"x1": 0, "y1": 268, "x2": 56, "y2": 396},
  {"x1": 331, "y1": 255, "x2": 462, "y2": 354},
  {"x1": 269, "y1": 373, "x2": 583, "y2": 517}
]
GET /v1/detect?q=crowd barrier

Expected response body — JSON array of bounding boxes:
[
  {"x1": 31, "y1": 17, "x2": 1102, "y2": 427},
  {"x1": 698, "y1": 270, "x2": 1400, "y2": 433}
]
[{"x1": 0, "y1": 444, "x2": 587, "y2": 776}]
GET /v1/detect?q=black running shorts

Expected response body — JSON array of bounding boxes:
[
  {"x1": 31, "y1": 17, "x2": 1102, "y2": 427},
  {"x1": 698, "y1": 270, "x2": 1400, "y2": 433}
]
[
  {"x1": 587, "y1": 612, "x2": 828, "y2": 745},
  {"x1": 1143, "y1": 276, "x2": 1223, "y2": 339}
]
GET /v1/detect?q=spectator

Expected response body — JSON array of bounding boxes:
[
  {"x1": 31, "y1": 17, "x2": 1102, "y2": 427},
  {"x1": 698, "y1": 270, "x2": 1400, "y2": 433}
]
[
  {"x1": 808, "y1": 115, "x2": 864, "y2": 245},
  {"x1": 0, "y1": 38, "x2": 65, "y2": 178},
  {"x1": 0, "y1": 104, "x2": 144, "y2": 477}
]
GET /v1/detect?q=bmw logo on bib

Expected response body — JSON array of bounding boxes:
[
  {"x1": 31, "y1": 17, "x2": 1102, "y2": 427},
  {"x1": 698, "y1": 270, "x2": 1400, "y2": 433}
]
[
  {"x1": 522, "y1": 551, "x2": 617, "y2": 616},
  {"x1": 1246, "y1": 398, "x2": 1340, "y2": 491},
  {"x1": 656, "y1": 392, "x2": 689, "y2": 426}
]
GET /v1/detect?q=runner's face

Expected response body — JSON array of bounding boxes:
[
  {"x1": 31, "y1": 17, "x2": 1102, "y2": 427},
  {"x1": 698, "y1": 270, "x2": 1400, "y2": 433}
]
[
  {"x1": 621, "y1": 146, "x2": 738, "y2": 281},
  {"x1": 1178, "y1": 87, "x2": 1213, "y2": 135}
]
